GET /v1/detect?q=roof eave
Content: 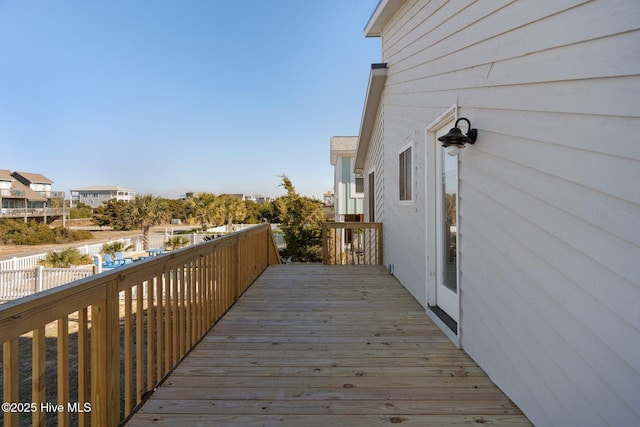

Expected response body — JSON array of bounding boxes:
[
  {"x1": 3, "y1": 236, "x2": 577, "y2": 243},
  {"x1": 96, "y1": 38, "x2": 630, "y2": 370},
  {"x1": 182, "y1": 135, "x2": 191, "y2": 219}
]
[
  {"x1": 355, "y1": 64, "x2": 388, "y2": 172},
  {"x1": 364, "y1": 0, "x2": 407, "y2": 37}
]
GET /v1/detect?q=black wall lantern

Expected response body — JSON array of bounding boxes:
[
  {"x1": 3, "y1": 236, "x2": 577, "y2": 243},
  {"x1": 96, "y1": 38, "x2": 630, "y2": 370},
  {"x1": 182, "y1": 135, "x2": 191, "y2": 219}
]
[{"x1": 437, "y1": 117, "x2": 477, "y2": 156}]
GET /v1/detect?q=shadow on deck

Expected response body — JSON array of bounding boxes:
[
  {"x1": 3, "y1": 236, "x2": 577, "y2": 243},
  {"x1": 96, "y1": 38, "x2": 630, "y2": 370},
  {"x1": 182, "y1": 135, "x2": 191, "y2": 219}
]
[{"x1": 127, "y1": 264, "x2": 531, "y2": 426}]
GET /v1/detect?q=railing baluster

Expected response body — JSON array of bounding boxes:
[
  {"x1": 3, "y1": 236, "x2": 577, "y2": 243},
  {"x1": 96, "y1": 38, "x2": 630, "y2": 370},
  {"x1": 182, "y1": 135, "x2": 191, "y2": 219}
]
[
  {"x1": 77, "y1": 308, "x2": 89, "y2": 427},
  {"x1": 57, "y1": 316, "x2": 70, "y2": 427},
  {"x1": 136, "y1": 283, "x2": 144, "y2": 405},
  {"x1": 146, "y1": 278, "x2": 155, "y2": 392},
  {"x1": 155, "y1": 274, "x2": 163, "y2": 383},
  {"x1": 164, "y1": 270, "x2": 171, "y2": 376},
  {"x1": 3, "y1": 338, "x2": 19, "y2": 427},
  {"x1": 179, "y1": 265, "x2": 186, "y2": 358},
  {"x1": 32, "y1": 325, "x2": 46, "y2": 426},
  {"x1": 172, "y1": 269, "x2": 179, "y2": 367},
  {"x1": 124, "y1": 288, "x2": 133, "y2": 415}
]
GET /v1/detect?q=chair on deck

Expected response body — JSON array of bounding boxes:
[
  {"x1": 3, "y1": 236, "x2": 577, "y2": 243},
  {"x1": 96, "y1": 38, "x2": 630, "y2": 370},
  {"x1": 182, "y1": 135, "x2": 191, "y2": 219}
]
[
  {"x1": 102, "y1": 254, "x2": 118, "y2": 268},
  {"x1": 115, "y1": 252, "x2": 133, "y2": 265}
]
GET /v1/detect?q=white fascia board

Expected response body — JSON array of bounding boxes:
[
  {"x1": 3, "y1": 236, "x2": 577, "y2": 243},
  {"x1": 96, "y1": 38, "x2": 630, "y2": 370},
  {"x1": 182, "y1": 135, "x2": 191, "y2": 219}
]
[
  {"x1": 355, "y1": 65, "x2": 388, "y2": 172},
  {"x1": 364, "y1": 0, "x2": 407, "y2": 37}
]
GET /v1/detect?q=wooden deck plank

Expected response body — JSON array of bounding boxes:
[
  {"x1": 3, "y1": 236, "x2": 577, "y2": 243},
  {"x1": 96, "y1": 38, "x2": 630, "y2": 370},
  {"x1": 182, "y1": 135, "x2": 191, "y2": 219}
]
[{"x1": 127, "y1": 265, "x2": 531, "y2": 426}]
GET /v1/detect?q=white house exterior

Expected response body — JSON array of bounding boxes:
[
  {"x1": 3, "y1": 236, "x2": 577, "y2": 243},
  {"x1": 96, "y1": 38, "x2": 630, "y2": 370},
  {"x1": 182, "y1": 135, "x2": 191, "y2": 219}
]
[
  {"x1": 71, "y1": 186, "x2": 136, "y2": 208},
  {"x1": 330, "y1": 136, "x2": 364, "y2": 222},
  {"x1": 354, "y1": 1, "x2": 640, "y2": 426}
]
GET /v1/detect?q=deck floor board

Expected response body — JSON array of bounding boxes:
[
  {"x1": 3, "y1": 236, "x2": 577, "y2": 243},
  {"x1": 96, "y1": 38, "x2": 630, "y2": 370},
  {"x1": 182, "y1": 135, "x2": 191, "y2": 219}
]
[{"x1": 127, "y1": 265, "x2": 531, "y2": 426}]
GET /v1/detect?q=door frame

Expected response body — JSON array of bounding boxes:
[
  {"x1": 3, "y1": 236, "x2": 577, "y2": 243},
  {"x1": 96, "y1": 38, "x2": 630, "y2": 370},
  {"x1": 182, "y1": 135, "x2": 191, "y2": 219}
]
[{"x1": 425, "y1": 104, "x2": 461, "y2": 345}]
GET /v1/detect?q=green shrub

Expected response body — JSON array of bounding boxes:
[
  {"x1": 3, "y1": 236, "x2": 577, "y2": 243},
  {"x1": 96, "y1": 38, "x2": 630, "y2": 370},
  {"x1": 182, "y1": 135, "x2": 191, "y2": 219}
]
[
  {"x1": 165, "y1": 236, "x2": 190, "y2": 250},
  {"x1": 0, "y1": 219, "x2": 94, "y2": 245},
  {"x1": 70, "y1": 206, "x2": 93, "y2": 219},
  {"x1": 39, "y1": 248, "x2": 93, "y2": 267}
]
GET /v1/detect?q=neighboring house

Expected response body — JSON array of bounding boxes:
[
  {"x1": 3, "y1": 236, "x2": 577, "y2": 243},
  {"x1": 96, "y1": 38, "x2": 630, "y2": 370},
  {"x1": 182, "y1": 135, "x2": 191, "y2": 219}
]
[
  {"x1": 323, "y1": 189, "x2": 334, "y2": 207},
  {"x1": 11, "y1": 171, "x2": 54, "y2": 198},
  {"x1": 330, "y1": 136, "x2": 364, "y2": 222},
  {"x1": 0, "y1": 170, "x2": 66, "y2": 222},
  {"x1": 354, "y1": 1, "x2": 639, "y2": 426},
  {"x1": 70, "y1": 186, "x2": 136, "y2": 208}
]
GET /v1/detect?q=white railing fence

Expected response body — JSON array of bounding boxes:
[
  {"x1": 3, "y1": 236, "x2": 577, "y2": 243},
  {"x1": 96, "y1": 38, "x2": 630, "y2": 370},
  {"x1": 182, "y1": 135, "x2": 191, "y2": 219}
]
[
  {"x1": 0, "y1": 241, "x2": 129, "y2": 271},
  {"x1": 0, "y1": 266, "x2": 95, "y2": 300}
]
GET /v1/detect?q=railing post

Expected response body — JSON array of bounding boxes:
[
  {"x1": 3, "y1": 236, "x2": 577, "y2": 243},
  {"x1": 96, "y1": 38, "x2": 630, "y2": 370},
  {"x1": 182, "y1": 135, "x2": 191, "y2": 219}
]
[
  {"x1": 234, "y1": 234, "x2": 240, "y2": 301},
  {"x1": 322, "y1": 224, "x2": 328, "y2": 265},
  {"x1": 377, "y1": 223, "x2": 383, "y2": 265},
  {"x1": 91, "y1": 279, "x2": 120, "y2": 426},
  {"x1": 36, "y1": 265, "x2": 44, "y2": 293},
  {"x1": 3, "y1": 339, "x2": 19, "y2": 427}
]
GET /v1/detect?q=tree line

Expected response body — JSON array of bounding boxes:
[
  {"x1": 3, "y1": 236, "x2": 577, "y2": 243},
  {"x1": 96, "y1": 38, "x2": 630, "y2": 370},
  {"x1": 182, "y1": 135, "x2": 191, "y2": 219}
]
[{"x1": 84, "y1": 176, "x2": 325, "y2": 261}]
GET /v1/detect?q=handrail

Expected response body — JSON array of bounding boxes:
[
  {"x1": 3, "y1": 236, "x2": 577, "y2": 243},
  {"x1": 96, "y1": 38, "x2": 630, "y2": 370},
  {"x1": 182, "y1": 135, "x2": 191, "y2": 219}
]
[
  {"x1": 0, "y1": 223, "x2": 280, "y2": 426},
  {"x1": 322, "y1": 222, "x2": 383, "y2": 265}
]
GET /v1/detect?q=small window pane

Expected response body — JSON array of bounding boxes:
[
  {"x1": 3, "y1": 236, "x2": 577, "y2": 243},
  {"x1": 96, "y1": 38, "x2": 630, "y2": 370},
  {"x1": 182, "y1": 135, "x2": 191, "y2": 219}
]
[{"x1": 399, "y1": 147, "x2": 412, "y2": 201}]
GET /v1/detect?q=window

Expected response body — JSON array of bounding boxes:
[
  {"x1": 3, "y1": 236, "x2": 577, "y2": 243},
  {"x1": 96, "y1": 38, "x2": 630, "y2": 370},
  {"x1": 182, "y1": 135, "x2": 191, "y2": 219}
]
[
  {"x1": 355, "y1": 173, "x2": 364, "y2": 193},
  {"x1": 399, "y1": 146, "x2": 412, "y2": 201},
  {"x1": 350, "y1": 158, "x2": 364, "y2": 198}
]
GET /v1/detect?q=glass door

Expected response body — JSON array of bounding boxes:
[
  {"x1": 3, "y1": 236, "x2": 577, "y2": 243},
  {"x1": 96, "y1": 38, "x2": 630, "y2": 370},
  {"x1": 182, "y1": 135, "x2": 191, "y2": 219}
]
[{"x1": 434, "y1": 121, "x2": 459, "y2": 323}]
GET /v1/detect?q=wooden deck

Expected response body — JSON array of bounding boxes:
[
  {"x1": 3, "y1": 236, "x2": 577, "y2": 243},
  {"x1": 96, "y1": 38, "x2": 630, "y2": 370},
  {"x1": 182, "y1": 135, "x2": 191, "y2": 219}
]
[{"x1": 127, "y1": 265, "x2": 531, "y2": 426}]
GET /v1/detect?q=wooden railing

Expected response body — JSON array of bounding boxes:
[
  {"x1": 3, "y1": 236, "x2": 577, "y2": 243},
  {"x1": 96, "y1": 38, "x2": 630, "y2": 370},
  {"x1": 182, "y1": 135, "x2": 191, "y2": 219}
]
[
  {"x1": 0, "y1": 207, "x2": 66, "y2": 218},
  {"x1": 322, "y1": 222, "x2": 383, "y2": 265},
  {"x1": 0, "y1": 223, "x2": 280, "y2": 426}
]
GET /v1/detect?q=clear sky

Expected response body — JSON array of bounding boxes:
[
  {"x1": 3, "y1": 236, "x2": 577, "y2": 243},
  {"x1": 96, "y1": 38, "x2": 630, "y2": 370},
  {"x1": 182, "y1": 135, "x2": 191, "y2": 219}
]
[{"x1": 0, "y1": 0, "x2": 381, "y2": 199}]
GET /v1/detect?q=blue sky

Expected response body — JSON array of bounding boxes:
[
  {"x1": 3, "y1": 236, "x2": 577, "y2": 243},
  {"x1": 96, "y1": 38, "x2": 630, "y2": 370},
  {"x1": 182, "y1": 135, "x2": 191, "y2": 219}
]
[{"x1": 0, "y1": 0, "x2": 381, "y2": 199}]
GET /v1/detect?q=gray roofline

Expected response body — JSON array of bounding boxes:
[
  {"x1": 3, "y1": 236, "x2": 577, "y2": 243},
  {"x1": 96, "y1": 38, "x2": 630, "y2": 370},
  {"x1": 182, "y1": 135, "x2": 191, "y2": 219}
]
[{"x1": 355, "y1": 64, "x2": 388, "y2": 171}]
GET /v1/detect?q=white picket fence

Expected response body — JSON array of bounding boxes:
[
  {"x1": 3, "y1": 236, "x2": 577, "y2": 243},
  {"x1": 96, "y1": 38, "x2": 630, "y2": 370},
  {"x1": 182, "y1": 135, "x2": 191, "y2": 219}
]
[
  {"x1": 0, "y1": 266, "x2": 95, "y2": 300},
  {"x1": 0, "y1": 236, "x2": 160, "y2": 271}
]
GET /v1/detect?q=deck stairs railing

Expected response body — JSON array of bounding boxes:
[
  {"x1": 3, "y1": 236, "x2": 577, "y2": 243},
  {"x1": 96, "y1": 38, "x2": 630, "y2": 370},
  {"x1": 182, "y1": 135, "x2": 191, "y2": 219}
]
[{"x1": 322, "y1": 222, "x2": 383, "y2": 265}]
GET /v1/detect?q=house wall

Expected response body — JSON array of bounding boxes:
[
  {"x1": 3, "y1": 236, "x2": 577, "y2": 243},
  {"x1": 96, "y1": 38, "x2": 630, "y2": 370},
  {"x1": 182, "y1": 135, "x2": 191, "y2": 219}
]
[
  {"x1": 369, "y1": 0, "x2": 640, "y2": 426},
  {"x1": 334, "y1": 156, "x2": 364, "y2": 219},
  {"x1": 363, "y1": 108, "x2": 385, "y2": 223}
]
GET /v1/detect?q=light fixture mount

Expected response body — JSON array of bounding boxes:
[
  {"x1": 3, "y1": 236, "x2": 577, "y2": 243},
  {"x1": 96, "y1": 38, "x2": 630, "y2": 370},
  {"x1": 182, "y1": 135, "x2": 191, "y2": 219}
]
[{"x1": 437, "y1": 117, "x2": 477, "y2": 149}]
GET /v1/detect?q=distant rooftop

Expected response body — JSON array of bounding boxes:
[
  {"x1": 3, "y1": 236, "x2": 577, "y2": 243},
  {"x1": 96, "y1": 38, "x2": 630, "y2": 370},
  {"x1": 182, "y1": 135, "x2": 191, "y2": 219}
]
[
  {"x1": 330, "y1": 136, "x2": 358, "y2": 165},
  {"x1": 70, "y1": 186, "x2": 136, "y2": 192}
]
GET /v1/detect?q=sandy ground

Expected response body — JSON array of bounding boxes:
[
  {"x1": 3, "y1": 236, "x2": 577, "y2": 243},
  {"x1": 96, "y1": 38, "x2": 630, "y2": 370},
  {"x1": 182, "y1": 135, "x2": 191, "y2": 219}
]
[{"x1": 0, "y1": 224, "x2": 187, "y2": 260}]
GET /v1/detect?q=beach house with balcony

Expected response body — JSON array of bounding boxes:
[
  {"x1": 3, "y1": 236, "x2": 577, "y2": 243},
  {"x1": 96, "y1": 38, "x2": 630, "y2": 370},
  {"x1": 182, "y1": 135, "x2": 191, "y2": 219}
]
[
  {"x1": 354, "y1": 1, "x2": 640, "y2": 426},
  {"x1": 0, "y1": 169, "x2": 66, "y2": 222}
]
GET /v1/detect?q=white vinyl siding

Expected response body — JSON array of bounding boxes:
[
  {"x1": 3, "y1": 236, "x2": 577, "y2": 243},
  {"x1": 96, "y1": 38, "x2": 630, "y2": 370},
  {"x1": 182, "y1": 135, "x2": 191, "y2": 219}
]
[
  {"x1": 363, "y1": 107, "x2": 385, "y2": 224},
  {"x1": 368, "y1": 0, "x2": 640, "y2": 426}
]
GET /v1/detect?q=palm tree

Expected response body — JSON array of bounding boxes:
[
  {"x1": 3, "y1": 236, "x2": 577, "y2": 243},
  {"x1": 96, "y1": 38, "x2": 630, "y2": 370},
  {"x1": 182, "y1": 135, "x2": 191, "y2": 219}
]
[
  {"x1": 40, "y1": 248, "x2": 92, "y2": 267},
  {"x1": 126, "y1": 194, "x2": 169, "y2": 250},
  {"x1": 188, "y1": 192, "x2": 220, "y2": 232},
  {"x1": 165, "y1": 235, "x2": 190, "y2": 251},
  {"x1": 217, "y1": 195, "x2": 247, "y2": 232},
  {"x1": 102, "y1": 241, "x2": 135, "y2": 258}
]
